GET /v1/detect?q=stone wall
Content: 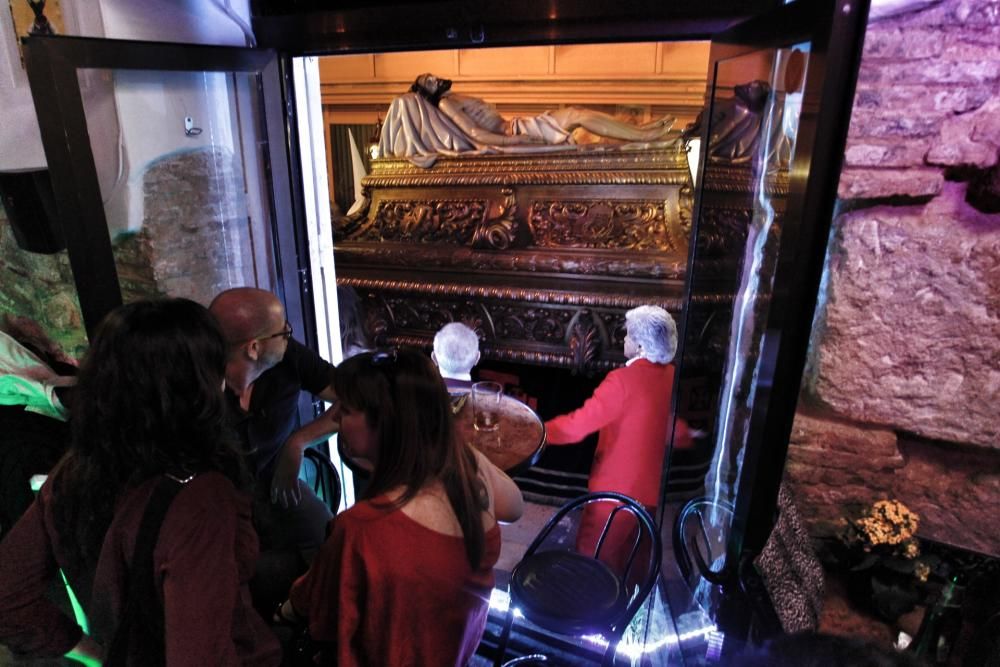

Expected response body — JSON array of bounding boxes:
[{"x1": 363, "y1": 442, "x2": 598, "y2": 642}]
[
  {"x1": 139, "y1": 147, "x2": 255, "y2": 306},
  {"x1": 0, "y1": 146, "x2": 253, "y2": 354},
  {"x1": 785, "y1": 0, "x2": 1000, "y2": 555}
]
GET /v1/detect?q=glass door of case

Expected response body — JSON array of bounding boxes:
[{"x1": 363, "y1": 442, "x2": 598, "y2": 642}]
[
  {"x1": 23, "y1": 36, "x2": 310, "y2": 342},
  {"x1": 661, "y1": 0, "x2": 869, "y2": 659}
]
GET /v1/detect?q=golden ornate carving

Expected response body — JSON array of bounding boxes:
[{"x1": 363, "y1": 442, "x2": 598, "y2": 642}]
[
  {"x1": 700, "y1": 164, "x2": 789, "y2": 196},
  {"x1": 364, "y1": 171, "x2": 690, "y2": 188},
  {"x1": 334, "y1": 244, "x2": 687, "y2": 279},
  {"x1": 367, "y1": 145, "x2": 689, "y2": 183},
  {"x1": 568, "y1": 313, "x2": 601, "y2": 373},
  {"x1": 349, "y1": 198, "x2": 487, "y2": 244},
  {"x1": 471, "y1": 187, "x2": 519, "y2": 250},
  {"x1": 529, "y1": 199, "x2": 685, "y2": 251},
  {"x1": 340, "y1": 276, "x2": 687, "y2": 310},
  {"x1": 357, "y1": 289, "x2": 634, "y2": 372},
  {"x1": 678, "y1": 182, "x2": 694, "y2": 236},
  {"x1": 334, "y1": 144, "x2": 707, "y2": 373},
  {"x1": 379, "y1": 332, "x2": 624, "y2": 373}
]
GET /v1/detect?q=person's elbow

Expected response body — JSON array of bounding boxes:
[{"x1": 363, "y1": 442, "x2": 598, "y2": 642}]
[
  {"x1": 494, "y1": 479, "x2": 524, "y2": 524},
  {"x1": 495, "y1": 492, "x2": 524, "y2": 524}
]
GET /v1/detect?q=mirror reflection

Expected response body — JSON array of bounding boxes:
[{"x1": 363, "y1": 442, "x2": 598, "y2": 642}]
[{"x1": 665, "y1": 43, "x2": 811, "y2": 640}]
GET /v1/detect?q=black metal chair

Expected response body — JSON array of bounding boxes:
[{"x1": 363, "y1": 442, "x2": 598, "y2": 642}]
[
  {"x1": 494, "y1": 492, "x2": 662, "y2": 667},
  {"x1": 672, "y1": 496, "x2": 735, "y2": 588},
  {"x1": 302, "y1": 447, "x2": 341, "y2": 515}
]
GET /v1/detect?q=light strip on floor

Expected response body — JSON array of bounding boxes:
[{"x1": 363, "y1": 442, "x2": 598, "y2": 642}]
[{"x1": 488, "y1": 589, "x2": 718, "y2": 656}]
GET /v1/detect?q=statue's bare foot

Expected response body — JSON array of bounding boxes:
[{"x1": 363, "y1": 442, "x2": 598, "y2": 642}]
[
  {"x1": 630, "y1": 116, "x2": 675, "y2": 141},
  {"x1": 639, "y1": 116, "x2": 675, "y2": 131},
  {"x1": 632, "y1": 118, "x2": 674, "y2": 141}
]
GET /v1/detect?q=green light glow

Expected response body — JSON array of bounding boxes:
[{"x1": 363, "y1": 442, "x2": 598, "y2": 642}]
[
  {"x1": 61, "y1": 570, "x2": 99, "y2": 666},
  {"x1": 60, "y1": 570, "x2": 89, "y2": 635}
]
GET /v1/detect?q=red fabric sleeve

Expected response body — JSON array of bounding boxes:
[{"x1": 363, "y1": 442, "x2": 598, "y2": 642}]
[
  {"x1": 0, "y1": 498, "x2": 83, "y2": 657},
  {"x1": 544, "y1": 371, "x2": 625, "y2": 445},
  {"x1": 157, "y1": 475, "x2": 243, "y2": 666}
]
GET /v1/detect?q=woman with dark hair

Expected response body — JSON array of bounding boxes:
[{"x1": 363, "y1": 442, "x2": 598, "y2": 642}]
[
  {"x1": 0, "y1": 298, "x2": 281, "y2": 665},
  {"x1": 277, "y1": 347, "x2": 523, "y2": 666}
]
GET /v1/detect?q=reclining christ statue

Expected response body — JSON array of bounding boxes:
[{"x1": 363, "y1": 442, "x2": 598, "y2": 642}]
[{"x1": 379, "y1": 73, "x2": 676, "y2": 167}]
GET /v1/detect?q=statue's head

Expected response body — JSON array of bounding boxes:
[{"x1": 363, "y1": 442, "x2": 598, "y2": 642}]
[{"x1": 411, "y1": 73, "x2": 453, "y2": 105}]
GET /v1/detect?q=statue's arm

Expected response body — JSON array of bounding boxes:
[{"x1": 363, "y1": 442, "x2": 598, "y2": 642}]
[{"x1": 438, "y1": 98, "x2": 544, "y2": 147}]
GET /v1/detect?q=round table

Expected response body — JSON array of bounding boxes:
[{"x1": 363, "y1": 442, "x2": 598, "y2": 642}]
[
  {"x1": 338, "y1": 393, "x2": 545, "y2": 477},
  {"x1": 453, "y1": 393, "x2": 546, "y2": 475}
]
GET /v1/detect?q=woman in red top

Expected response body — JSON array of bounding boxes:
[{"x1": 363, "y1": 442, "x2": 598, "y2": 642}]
[
  {"x1": 279, "y1": 347, "x2": 523, "y2": 666},
  {"x1": 0, "y1": 298, "x2": 281, "y2": 665}
]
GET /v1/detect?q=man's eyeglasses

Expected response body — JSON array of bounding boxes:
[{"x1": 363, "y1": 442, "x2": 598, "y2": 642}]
[{"x1": 257, "y1": 322, "x2": 293, "y2": 342}]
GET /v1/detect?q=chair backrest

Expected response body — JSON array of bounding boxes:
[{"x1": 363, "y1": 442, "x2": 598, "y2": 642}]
[
  {"x1": 302, "y1": 448, "x2": 341, "y2": 514},
  {"x1": 672, "y1": 496, "x2": 735, "y2": 587},
  {"x1": 518, "y1": 491, "x2": 662, "y2": 636}
]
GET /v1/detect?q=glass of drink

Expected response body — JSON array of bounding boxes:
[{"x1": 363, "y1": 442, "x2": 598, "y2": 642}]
[{"x1": 472, "y1": 381, "x2": 502, "y2": 432}]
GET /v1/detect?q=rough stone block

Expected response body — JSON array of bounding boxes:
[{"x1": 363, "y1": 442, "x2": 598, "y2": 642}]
[
  {"x1": 940, "y1": 32, "x2": 1000, "y2": 61},
  {"x1": 862, "y1": 27, "x2": 944, "y2": 59},
  {"x1": 895, "y1": 0, "x2": 1000, "y2": 28},
  {"x1": 805, "y1": 181, "x2": 1000, "y2": 447},
  {"x1": 930, "y1": 87, "x2": 994, "y2": 114},
  {"x1": 847, "y1": 110, "x2": 941, "y2": 139},
  {"x1": 784, "y1": 412, "x2": 900, "y2": 534},
  {"x1": 785, "y1": 414, "x2": 1000, "y2": 554},
  {"x1": 140, "y1": 147, "x2": 255, "y2": 306},
  {"x1": 837, "y1": 167, "x2": 943, "y2": 199},
  {"x1": 844, "y1": 140, "x2": 931, "y2": 168},
  {"x1": 850, "y1": 85, "x2": 992, "y2": 120},
  {"x1": 926, "y1": 96, "x2": 1000, "y2": 168},
  {"x1": 880, "y1": 60, "x2": 1000, "y2": 86},
  {"x1": 894, "y1": 437, "x2": 1000, "y2": 555}
]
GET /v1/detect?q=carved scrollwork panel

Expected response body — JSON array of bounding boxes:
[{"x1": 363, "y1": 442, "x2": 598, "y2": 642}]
[
  {"x1": 334, "y1": 244, "x2": 687, "y2": 279},
  {"x1": 347, "y1": 285, "x2": 666, "y2": 371},
  {"x1": 348, "y1": 198, "x2": 488, "y2": 245},
  {"x1": 471, "y1": 187, "x2": 521, "y2": 250},
  {"x1": 488, "y1": 304, "x2": 574, "y2": 346},
  {"x1": 568, "y1": 312, "x2": 601, "y2": 374},
  {"x1": 695, "y1": 206, "x2": 753, "y2": 258},
  {"x1": 678, "y1": 183, "x2": 694, "y2": 237},
  {"x1": 528, "y1": 198, "x2": 685, "y2": 252}
]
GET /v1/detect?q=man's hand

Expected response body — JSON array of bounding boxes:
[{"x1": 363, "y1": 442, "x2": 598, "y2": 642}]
[{"x1": 271, "y1": 444, "x2": 304, "y2": 508}]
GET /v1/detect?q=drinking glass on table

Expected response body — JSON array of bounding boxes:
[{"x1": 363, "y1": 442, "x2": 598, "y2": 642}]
[{"x1": 472, "y1": 381, "x2": 502, "y2": 432}]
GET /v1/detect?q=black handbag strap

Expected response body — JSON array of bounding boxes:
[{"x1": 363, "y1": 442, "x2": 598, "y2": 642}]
[{"x1": 104, "y1": 473, "x2": 193, "y2": 666}]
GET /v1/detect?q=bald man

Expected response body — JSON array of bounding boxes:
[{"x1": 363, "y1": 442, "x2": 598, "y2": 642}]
[{"x1": 209, "y1": 288, "x2": 338, "y2": 592}]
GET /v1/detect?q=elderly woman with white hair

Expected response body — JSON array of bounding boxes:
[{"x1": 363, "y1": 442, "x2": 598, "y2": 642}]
[{"x1": 545, "y1": 305, "x2": 692, "y2": 561}]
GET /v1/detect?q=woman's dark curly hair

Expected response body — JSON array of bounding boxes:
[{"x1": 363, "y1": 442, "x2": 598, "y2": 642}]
[
  {"x1": 51, "y1": 298, "x2": 247, "y2": 567},
  {"x1": 334, "y1": 347, "x2": 488, "y2": 568}
]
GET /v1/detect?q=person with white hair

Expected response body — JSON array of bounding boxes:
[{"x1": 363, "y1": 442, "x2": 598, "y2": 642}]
[
  {"x1": 432, "y1": 322, "x2": 481, "y2": 392},
  {"x1": 545, "y1": 305, "x2": 692, "y2": 560}
]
